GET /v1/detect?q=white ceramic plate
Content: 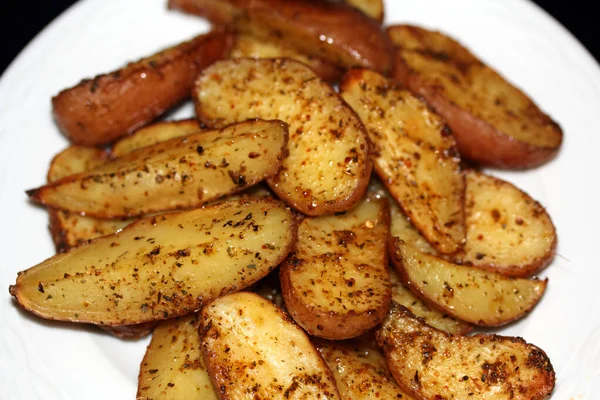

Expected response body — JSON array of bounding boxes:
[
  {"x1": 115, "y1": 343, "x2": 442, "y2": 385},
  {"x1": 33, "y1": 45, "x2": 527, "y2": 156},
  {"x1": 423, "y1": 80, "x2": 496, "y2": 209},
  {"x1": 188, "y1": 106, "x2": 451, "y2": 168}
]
[{"x1": 1, "y1": 0, "x2": 599, "y2": 398}]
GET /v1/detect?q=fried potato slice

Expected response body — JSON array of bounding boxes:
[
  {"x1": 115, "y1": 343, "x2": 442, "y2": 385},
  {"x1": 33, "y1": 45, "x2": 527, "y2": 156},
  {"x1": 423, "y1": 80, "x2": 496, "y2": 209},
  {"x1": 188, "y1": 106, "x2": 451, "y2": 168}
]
[
  {"x1": 111, "y1": 119, "x2": 202, "y2": 157},
  {"x1": 452, "y1": 170, "x2": 557, "y2": 277},
  {"x1": 344, "y1": 0, "x2": 384, "y2": 23},
  {"x1": 137, "y1": 313, "x2": 218, "y2": 400},
  {"x1": 195, "y1": 58, "x2": 371, "y2": 216},
  {"x1": 46, "y1": 145, "x2": 133, "y2": 252},
  {"x1": 280, "y1": 196, "x2": 391, "y2": 339},
  {"x1": 388, "y1": 25, "x2": 563, "y2": 169},
  {"x1": 169, "y1": 0, "x2": 392, "y2": 72},
  {"x1": 230, "y1": 32, "x2": 341, "y2": 82},
  {"x1": 316, "y1": 339, "x2": 414, "y2": 399},
  {"x1": 10, "y1": 198, "x2": 297, "y2": 325},
  {"x1": 390, "y1": 239, "x2": 547, "y2": 326},
  {"x1": 200, "y1": 292, "x2": 341, "y2": 399},
  {"x1": 52, "y1": 29, "x2": 233, "y2": 146},
  {"x1": 389, "y1": 268, "x2": 471, "y2": 335},
  {"x1": 28, "y1": 119, "x2": 288, "y2": 218},
  {"x1": 376, "y1": 304, "x2": 555, "y2": 399},
  {"x1": 340, "y1": 68, "x2": 465, "y2": 254}
]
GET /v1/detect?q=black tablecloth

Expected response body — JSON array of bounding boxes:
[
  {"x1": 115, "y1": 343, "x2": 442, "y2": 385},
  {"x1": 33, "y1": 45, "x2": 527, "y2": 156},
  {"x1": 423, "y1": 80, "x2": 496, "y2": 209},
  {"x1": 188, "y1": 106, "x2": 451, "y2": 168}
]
[{"x1": 1, "y1": 0, "x2": 598, "y2": 75}]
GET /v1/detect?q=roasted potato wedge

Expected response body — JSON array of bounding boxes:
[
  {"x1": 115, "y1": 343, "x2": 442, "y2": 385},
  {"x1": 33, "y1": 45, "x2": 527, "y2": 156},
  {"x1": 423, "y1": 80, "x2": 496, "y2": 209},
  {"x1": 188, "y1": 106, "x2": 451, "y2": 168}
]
[
  {"x1": 316, "y1": 339, "x2": 414, "y2": 399},
  {"x1": 388, "y1": 25, "x2": 563, "y2": 169},
  {"x1": 390, "y1": 239, "x2": 547, "y2": 326},
  {"x1": 52, "y1": 29, "x2": 233, "y2": 146},
  {"x1": 280, "y1": 196, "x2": 391, "y2": 339},
  {"x1": 200, "y1": 292, "x2": 341, "y2": 399},
  {"x1": 340, "y1": 68, "x2": 465, "y2": 254},
  {"x1": 376, "y1": 304, "x2": 555, "y2": 399},
  {"x1": 195, "y1": 58, "x2": 371, "y2": 216},
  {"x1": 100, "y1": 321, "x2": 157, "y2": 340},
  {"x1": 389, "y1": 268, "x2": 471, "y2": 335},
  {"x1": 138, "y1": 313, "x2": 218, "y2": 399},
  {"x1": 47, "y1": 145, "x2": 133, "y2": 252},
  {"x1": 170, "y1": 0, "x2": 392, "y2": 72},
  {"x1": 111, "y1": 119, "x2": 202, "y2": 157},
  {"x1": 230, "y1": 32, "x2": 341, "y2": 82},
  {"x1": 344, "y1": 0, "x2": 384, "y2": 23},
  {"x1": 28, "y1": 119, "x2": 288, "y2": 218},
  {"x1": 10, "y1": 198, "x2": 297, "y2": 325},
  {"x1": 453, "y1": 170, "x2": 557, "y2": 277}
]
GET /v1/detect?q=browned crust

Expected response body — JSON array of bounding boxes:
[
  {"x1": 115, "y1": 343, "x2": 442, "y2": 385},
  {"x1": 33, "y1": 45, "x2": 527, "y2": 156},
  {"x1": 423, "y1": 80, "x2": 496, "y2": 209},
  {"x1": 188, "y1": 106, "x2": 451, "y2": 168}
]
[
  {"x1": 390, "y1": 28, "x2": 563, "y2": 169},
  {"x1": 27, "y1": 120, "x2": 289, "y2": 218},
  {"x1": 452, "y1": 170, "x2": 558, "y2": 278},
  {"x1": 279, "y1": 199, "x2": 391, "y2": 339},
  {"x1": 199, "y1": 292, "x2": 341, "y2": 399},
  {"x1": 10, "y1": 198, "x2": 299, "y2": 326},
  {"x1": 47, "y1": 209, "x2": 70, "y2": 253},
  {"x1": 100, "y1": 321, "x2": 157, "y2": 339},
  {"x1": 52, "y1": 29, "x2": 233, "y2": 146},
  {"x1": 345, "y1": 0, "x2": 384, "y2": 23},
  {"x1": 376, "y1": 304, "x2": 556, "y2": 400},
  {"x1": 389, "y1": 237, "x2": 548, "y2": 327},
  {"x1": 168, "y1": 0, "x2": 239, "y2": 24}
]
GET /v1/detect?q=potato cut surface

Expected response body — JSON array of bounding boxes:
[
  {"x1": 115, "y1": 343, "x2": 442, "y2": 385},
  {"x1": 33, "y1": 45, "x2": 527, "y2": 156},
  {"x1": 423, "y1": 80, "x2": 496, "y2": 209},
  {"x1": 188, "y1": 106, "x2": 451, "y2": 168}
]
[
  {"x1": 454, "y1": 170, "x2": 557, "y2": 277},
  {"x1": 111, "y1": 119, "x2": 202, "y2": 157},
  {"x1": 341, "y1": 68, "x2": 464, "y2": 254},
  {"x1": 195, "y1": 58, "x2": 371, "y2": 216},
  {"x1": 10, "y1": 199, "x2": 297, "y2": 325},
  {"x1": 280, "y1": 195, "x2": 391, "y2": 339},
  {"x1": 47, "y1": 145, "x2": 133, "y2": 252},
  {"x1": 345, "y1": 0, "x2": 384, "y2": 23},
  {"x1": 230, "y1": 32, "x2": 341, "y2": 82},
  {"x1": 138, "y1": 313, "x2": 218, "y2": 400},
  {"x1": 29, "y1": 119, "x2": 288, "y2": 218},
  {"x1": 391, "y1": 239, "x2": 547, "y2": 326},
  {"x1": 388, "y1": 25, "x2": 562, "y2": 168},
  {"x1": 389, "y1": 268, "x2": 471, "y2": 335},
  {"x1": 317, "y1": 340, "x2": 414, "y2": 399},
  {"x1": 200, "y1": 292, "x2": 341, "y2": 399},
  {"x1": 376, "y1": 304, "x2": 555, "y2": 400}
]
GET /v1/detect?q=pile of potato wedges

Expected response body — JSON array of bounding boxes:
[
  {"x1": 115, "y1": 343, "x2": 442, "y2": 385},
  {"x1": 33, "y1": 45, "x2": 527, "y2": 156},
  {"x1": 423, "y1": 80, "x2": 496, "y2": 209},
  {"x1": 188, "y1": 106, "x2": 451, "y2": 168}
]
[{"x1": 10, "y1": 0, "x2": 562, "y2": 398}]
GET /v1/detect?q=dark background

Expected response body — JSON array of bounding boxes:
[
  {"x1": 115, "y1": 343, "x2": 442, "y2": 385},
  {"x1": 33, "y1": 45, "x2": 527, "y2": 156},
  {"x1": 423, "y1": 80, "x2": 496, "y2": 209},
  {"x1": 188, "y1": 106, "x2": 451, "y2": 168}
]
[{"x1": 0, "y1": 0, "x2": 598, "y2": 75}]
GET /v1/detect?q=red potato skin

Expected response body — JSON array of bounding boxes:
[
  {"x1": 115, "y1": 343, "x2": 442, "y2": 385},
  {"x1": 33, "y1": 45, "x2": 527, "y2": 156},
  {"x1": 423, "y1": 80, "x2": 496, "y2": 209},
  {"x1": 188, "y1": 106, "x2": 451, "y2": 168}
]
[
  {"x1": 52, "y1": 29, "x2": 234, "y2": 146},
  {"x1": 99, "y1": 321, "x2": 157, "y2": 339},
  {"x1": 170, "y1": 0, "x2": 393, "y2": 73},
  {"x1": 393, "y1": 50, "x2": 562, "y2": 169}
]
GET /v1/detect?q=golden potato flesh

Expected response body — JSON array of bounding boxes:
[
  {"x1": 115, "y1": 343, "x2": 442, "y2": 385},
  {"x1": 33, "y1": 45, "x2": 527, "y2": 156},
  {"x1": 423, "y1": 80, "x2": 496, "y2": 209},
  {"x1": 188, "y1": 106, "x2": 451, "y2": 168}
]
[
  {"x1": 280, "y1": 196, "x2": 391, "y2": 339},
  {"x1": 341, "y1": 68, "x2": 465, "y2": 254},
  {"x1": 10, "y1": 199, "x2": 297, "y2": 325},
  {"x1": 376, "y1": 304, "x2": 555, "y2": 400},
  {"x1": 195, "y1": 58, "x2": 371, "y2": 216},
  {"x1": 200, "y1": 292, "x2": 341, "y2": 399},
  {"x1": 29, "y1": 119, "x2": 288, "y2": 218},
  {"x1": 138, "y1": 313, "x2": 218, "y2": 400},
  {"x1": 390, "y1": 239, "x2": 547, "y2": 326}
]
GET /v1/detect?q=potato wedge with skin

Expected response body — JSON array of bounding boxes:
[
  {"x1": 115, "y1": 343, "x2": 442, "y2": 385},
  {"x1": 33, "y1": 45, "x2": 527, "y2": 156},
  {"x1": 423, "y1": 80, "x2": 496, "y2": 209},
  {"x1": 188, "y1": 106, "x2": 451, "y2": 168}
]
[
  {"x1": 169, "y1": 0, "x2": 392, "y2": 73},
  {"x1": 10, "y1": 198, "x2": 297, "y2": 325},
  {"x1": 389, "y1": 268, "x2": 471, "y2": 335},
  {"x1": 137, "y1": 313, "x2": 218, "y2": 400},
  {"x1": 388, "y1": 25, "x2": 563, "y2": 169},
  {"x1": 344, "y1": 0, "x2": 384, "y2": 23},
  {"x1": 195, "y1": 58, "x2": 371, "y2": 216},
  {"x1": 280, "y1": 196, "x2": 390, "y2": 340},
  {"x1": 376, "y1": 304, "x2": 555, "y2": 400},
  {"x1": 453, "y1": 170, "x2": 557, "y2": 277},
  {"x1": 341, "y1": 68, "x2": 465, "y2": 254},
  {"x1": 111, "y1": 119, "x2": 202, "y2": 158},
  {"x1": 316, "y1": 340, "x2": 415, "y2": 399},
  {"x1": 46, "y1": 145, "x2": 133, "y2": 252},
  {"x1": 28, "y1": 119, "x2": 288, "y2": 218},
  {"x1": 100, "y1": 321, "x2": 157, "y2": 340},
  {"x1": 230, "y1": 32, "x2": 342, "y2": 83},
  {"x1": 52, "y1": 29, "x2": 233, "y2": 146},
  {"x1": 200, "y1": 292, "x2": 341, "y2": 399},
  {"x1": 390, "y1": 239, "x2": 547, "y2": 326}
]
